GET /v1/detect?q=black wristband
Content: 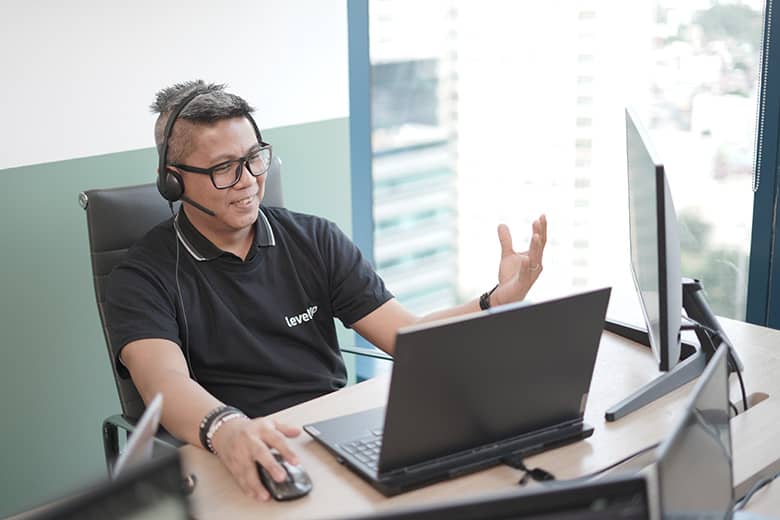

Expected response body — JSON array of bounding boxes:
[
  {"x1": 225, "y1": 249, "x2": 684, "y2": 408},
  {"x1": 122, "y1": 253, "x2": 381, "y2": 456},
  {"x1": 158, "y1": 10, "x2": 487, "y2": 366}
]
[
  {"x1": 199, "y1": 405, "x2": 241, "y2": 452},
  {"x1": 479, "y1": 284, "x2": 499, "y2": 310}
]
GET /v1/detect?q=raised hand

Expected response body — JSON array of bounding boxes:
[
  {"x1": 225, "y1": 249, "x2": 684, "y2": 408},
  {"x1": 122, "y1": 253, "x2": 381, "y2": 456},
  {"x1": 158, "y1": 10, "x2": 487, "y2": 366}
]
[{"x1": 492, "y1": 214, "x2": 547, "y2": 305}]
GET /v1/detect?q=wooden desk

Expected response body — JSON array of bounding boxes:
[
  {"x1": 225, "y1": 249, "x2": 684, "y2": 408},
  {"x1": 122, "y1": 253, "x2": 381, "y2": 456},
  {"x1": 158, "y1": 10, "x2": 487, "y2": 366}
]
[
  {"x1": 181, "y1": 318, "x2": 780, "y2": 519},
  {"x1": 740, "y1": 480, "x2": 780, "y2": 517}
]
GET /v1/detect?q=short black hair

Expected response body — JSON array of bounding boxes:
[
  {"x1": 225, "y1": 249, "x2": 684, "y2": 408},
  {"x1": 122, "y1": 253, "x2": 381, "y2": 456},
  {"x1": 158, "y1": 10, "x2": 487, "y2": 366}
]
[{"x1": 151, "y1": 80, "x2": 255, "y2": 162}]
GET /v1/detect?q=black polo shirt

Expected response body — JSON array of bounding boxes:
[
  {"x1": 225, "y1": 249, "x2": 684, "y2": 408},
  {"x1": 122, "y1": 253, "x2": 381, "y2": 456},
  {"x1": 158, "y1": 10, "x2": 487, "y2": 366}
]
[{"x1": 104, "y1": 206, "x2": 393, "y2": 417}]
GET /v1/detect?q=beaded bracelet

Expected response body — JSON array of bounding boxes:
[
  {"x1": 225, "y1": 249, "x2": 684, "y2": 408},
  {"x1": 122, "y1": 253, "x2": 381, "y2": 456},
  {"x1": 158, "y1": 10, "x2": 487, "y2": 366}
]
[
  {"x1": 206, "y1": 412, "x2": 246, "y2": 455},
  {"x1": 199, "y1": 405, "x2": 243, "y2": 451}
]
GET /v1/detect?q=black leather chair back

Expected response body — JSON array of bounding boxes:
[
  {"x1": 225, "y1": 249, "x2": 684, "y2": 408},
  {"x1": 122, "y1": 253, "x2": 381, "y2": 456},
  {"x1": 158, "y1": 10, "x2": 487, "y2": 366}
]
[{"x1": 81, "y1": 157, "x2": 283, "y2": 420}]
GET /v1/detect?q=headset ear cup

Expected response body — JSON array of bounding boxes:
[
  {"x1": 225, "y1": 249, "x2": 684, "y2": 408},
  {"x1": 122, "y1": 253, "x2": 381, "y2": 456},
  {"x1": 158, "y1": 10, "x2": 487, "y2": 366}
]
[{"x1": 158, "y1": 168, "x2": 184, "y2": 202}]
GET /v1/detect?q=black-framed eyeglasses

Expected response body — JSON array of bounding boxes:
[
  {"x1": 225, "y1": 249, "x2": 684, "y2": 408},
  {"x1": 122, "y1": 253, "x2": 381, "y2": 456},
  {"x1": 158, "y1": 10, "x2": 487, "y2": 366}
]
[{"x1": 170, "y1": 142, "x2": 272, "y2": 189}]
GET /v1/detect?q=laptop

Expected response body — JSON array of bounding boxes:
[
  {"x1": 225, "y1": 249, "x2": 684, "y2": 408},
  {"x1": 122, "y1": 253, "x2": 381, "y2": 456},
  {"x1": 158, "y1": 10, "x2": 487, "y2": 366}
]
[
  {"x1": 305, "y1": 287, "x2": 611, "y2": 496},
  {"x1": 27, "y1": 451, "x2": 190, "y2": 520},
  {"x1": 112, "y1": 393, "x2": 163, "y2": 478},
  {"x1": 341, "y1": 474, "x2": 652, "y2": 519},
  {"x1": 24, "y1": 393, "x2": 190, "y2": 520},
  {"x1": 646, "y1": 343, "x2": 756, "y2": 519},
  {"x1": 609, "y1": 343, "x2": 748, "y2": 519},
  {"x1": 338, "y1": 343, "x2": 741, "y2": 520}
]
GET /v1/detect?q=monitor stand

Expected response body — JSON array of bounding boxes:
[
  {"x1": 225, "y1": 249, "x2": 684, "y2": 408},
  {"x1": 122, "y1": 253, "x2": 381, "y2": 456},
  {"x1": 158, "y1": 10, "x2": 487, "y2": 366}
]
[{"x1": 604, "y1": 278, "x2": 743, "y2": 422}]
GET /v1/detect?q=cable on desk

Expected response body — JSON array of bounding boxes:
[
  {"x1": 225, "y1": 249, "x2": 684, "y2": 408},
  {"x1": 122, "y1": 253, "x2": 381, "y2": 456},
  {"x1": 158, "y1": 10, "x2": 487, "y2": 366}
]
[
  {"x1": 682, "y1": 318, "x2": 749, "y2": 413},
  {"x1": 733, "y1": 363, "x2": 748, "y2": 413},
  {"x1": 512, "y1": 442, "x2": 660, "y2": 487},
  {"x1": 733, "y1": 470, "x2": 780, "y2": 512},
  {"x1": 513, "y1": 459, "x2": 555, "y2": 485}
]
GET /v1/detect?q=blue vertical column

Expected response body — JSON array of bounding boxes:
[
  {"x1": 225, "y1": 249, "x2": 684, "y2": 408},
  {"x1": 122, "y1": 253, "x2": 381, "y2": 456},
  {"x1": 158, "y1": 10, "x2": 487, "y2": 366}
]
[
  {"x1": 348, "y1": 0, "x2": 386, "y2": 380},
  {"x1": 747, "y1": 0, "x2": 780, "y2": 326}
]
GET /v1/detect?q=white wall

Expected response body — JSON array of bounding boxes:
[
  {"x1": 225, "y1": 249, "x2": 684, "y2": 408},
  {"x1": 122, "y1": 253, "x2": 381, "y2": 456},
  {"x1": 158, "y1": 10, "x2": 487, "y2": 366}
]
[{"x1": 0, "y1": 0, "x2": 349, "y2": 169}]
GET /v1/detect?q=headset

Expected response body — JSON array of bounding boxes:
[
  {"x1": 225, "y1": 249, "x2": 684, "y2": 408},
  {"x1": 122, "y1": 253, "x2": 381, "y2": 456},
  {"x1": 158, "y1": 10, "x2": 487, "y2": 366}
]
[{"x1": 156, "y1": 89, "x2": 266, "y2": 215}]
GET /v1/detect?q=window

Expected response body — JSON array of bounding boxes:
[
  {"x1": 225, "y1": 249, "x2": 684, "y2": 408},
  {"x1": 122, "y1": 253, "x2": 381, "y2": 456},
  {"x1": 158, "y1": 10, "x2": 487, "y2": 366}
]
[{"x1": 349, "y1": 1, "x2": 769, "y2": 376}]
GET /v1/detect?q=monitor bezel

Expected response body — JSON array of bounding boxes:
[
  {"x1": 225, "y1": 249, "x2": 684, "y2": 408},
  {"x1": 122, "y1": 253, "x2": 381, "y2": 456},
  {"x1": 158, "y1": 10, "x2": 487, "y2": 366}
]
[{"x1": 625, "y1": 107, "x2": 683, "y2": 372}]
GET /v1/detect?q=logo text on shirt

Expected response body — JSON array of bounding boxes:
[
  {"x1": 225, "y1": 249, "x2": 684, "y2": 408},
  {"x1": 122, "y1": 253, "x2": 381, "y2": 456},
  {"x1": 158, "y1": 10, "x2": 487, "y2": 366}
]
[{"x1": 285, "y1": 306, "x2": 318, "y2": 328}]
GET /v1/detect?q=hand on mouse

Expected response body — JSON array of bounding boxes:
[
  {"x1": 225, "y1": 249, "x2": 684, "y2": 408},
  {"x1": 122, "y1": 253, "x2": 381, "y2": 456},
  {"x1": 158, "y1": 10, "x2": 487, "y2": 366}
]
[{"x1": 211, "y1": 416, "x2": 301, "y2": 501}]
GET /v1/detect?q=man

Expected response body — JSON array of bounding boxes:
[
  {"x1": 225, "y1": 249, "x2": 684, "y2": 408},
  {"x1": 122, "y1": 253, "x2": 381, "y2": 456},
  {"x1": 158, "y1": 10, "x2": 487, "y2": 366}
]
[{"x1": 105, "y1": 80, "x2": 547, "y2": 501}]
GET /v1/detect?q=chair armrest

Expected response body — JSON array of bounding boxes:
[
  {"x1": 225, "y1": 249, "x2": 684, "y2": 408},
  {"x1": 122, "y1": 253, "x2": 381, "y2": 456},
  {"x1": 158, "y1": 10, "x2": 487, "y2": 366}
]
[
  {"x1": 340, "y1": 346, "x2": 393, "y2": 361},
  {"x1": 104, "y1": 413, "x2": 136, "y2": 433},
  {"x1": 102, "y1": 414, "x2": 183, "y2": 475}
]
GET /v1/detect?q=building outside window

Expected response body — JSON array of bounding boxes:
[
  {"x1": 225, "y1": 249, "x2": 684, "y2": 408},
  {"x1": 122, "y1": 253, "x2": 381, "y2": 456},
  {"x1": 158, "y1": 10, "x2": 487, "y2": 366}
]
[{"x1": 360, "y1": 0, "x2": 762, "y2": 375}]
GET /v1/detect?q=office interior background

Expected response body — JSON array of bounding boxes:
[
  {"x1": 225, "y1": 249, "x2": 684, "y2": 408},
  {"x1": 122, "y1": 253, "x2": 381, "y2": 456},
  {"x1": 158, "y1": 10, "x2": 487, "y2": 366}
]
[{"x1": 0, "y1": 0, "x2": 778, "y2": 516}]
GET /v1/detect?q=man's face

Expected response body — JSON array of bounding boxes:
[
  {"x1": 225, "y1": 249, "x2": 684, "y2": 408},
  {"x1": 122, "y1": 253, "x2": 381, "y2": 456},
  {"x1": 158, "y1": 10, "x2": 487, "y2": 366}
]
[{"x1": 175, "y1": 117, "x2": 266, "y2": 234}]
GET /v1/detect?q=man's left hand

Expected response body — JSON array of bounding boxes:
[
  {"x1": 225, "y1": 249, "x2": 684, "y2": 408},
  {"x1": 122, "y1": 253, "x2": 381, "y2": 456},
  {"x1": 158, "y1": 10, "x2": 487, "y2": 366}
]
[{"x1": 492, "y1": 214, "x2": 547, "y2": 306}]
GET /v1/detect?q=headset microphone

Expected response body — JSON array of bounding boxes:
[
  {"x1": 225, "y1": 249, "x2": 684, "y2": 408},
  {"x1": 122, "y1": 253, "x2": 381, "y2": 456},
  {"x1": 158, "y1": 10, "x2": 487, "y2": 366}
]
[{"x1": 180, "y1": 195, "x2": 216, "y2": 217}]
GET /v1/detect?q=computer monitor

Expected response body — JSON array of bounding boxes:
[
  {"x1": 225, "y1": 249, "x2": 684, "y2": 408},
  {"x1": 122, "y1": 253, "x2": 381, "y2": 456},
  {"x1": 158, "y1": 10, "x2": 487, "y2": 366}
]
[
  {"x1": 625, "y1": 106, "x2": 682, "y2": 373},
  {"x1": 655, "y1": 343, "x2": 732, "y2": 518},
  {"x1": 604, "y1": 108, "x2": 735, "y2": 421},
  {"x1": 341, "y1": 474, "x2": 651, "y2": 519}
]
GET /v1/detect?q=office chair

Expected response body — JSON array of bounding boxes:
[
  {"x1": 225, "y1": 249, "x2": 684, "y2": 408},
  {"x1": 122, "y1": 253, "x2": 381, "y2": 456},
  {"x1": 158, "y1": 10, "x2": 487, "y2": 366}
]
[{"x1": 80, "y1": 157, "x2": 390, "y2": 474}]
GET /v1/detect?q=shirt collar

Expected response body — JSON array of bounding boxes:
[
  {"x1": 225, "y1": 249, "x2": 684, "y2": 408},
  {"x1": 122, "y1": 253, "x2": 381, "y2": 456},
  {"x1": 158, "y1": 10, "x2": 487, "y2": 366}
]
[{"x1": 174, "y1": 207, "x2": 276, "y2": 262}]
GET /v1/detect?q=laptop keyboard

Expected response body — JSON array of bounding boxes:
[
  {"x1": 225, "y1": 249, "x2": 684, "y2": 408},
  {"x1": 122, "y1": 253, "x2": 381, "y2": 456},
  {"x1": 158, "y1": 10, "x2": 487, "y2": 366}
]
[{"x1": 339, "y1": 429, "x2": 383, "y2": 470}]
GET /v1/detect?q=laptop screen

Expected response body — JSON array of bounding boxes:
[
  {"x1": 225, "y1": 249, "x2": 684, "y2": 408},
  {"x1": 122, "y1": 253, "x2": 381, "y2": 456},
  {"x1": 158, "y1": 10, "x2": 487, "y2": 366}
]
[
  {"x1": 29, "y1": 450, "x2": 189, "y2": 520},
  {"x1": 381, "y1": 289, "x2": 611, "y2": 471},
  {"x1": 656, "y1": 344, "x2": 732, "y2": 518},
  {"x1": 112, "y1": 393, "x2": 163, "y2": 478}
]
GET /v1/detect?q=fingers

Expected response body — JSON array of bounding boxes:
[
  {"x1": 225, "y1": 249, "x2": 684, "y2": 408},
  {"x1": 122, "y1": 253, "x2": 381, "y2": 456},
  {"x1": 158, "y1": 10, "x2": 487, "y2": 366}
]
[
  {"x1": 529, "y1": 215, "x2": 546, "y2": 269},
  {"x1": 531, "y1": 215, "x2": 547, "y2": 248},
  {"x1": 528, "y1": 233, "x2": 543, "y2": 271},
  {"x1": 266, "y1": 421, "x2": 300, "y2": 466},
  {"x1": 274, "y1": 420, "x2": 302, "y2": 439},
  {"x1": 497, "y1": 224, "x2": 514, "y2": 258},
  {"x1": 536, "y1": 214, "x2": 547, "y2": 247},
  {"x1": 229, "y1": 432, "x2": 274, "y2": 501},
  {"x1": 252, "y1": 442, "x2": 288, "y2": 484},
  {"x1": 217, "y1": 418, "x2": 302, "y2": 502}
]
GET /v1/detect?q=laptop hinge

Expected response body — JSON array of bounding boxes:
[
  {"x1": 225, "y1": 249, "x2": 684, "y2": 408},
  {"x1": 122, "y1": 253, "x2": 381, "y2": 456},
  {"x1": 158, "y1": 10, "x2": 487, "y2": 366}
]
[{"x1": 378, "y1": 418, "x2": 585, "y2": 479}]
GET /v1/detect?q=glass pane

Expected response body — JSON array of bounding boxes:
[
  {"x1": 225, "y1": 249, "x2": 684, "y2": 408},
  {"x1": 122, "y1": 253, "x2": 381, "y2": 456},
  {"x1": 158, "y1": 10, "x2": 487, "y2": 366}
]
[{"x1": 368, "y1": 0, "x2": 761, "y2": 327}]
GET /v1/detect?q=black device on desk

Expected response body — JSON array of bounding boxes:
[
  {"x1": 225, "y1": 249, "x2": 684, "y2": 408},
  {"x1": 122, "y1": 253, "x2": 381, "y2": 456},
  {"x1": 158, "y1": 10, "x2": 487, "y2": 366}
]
[
  {"x1": 305, "y1": 288, "x2": 611, "y2": 496},
  {"x1": 21, "y1": 394, "x2": 191, "y2": 519},
  {"x1": 605, "y1": 107, "x2": 745, "y2": 422},
  {"x1": 257, "y1": 451, "x2": 313, "y2": 500},
  {"x1": 342, "y1": 474, "x2": 652, "y2": 519},
  {"x1": 26, "y1": 450, "x2": 189, "y2": 519}
]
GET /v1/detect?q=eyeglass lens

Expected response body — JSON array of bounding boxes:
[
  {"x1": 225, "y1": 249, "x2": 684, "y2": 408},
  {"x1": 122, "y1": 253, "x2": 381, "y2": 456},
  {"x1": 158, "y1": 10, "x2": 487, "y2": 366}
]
[{"x1": 212, "y1": 148, "x2": 271, "y2": 188}]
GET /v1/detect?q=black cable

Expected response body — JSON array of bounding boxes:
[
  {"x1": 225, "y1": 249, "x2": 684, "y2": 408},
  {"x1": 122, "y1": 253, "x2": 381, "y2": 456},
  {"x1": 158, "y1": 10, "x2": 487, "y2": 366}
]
[
  {"x1": 733, "y1": 361, "x2": 748, "y2": 412},
  {"x1": 174, "y1": 213, "x2": 196, "y2": 381},
  {"x1": 734, "y1": 469, "x2": 780, "y2": 511},
  {"x1": 729, "y1": 402, "x2": 739, "y2": 417},
  {"x1": 513, "y1": 442, "x2": 660, "y2": 487},
  {"x1": 683, "y1": 316, "x2": 749, "y2": 412},
  {"x1": 510, "y1": 458, "x2": 556, "y2": 485}
]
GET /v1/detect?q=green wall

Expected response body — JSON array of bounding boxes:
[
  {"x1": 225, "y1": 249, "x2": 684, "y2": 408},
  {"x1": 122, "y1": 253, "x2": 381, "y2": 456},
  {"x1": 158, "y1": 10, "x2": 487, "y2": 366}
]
[{"x1": 0, "y1": 117, "x2": 351, "y2": 517}]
